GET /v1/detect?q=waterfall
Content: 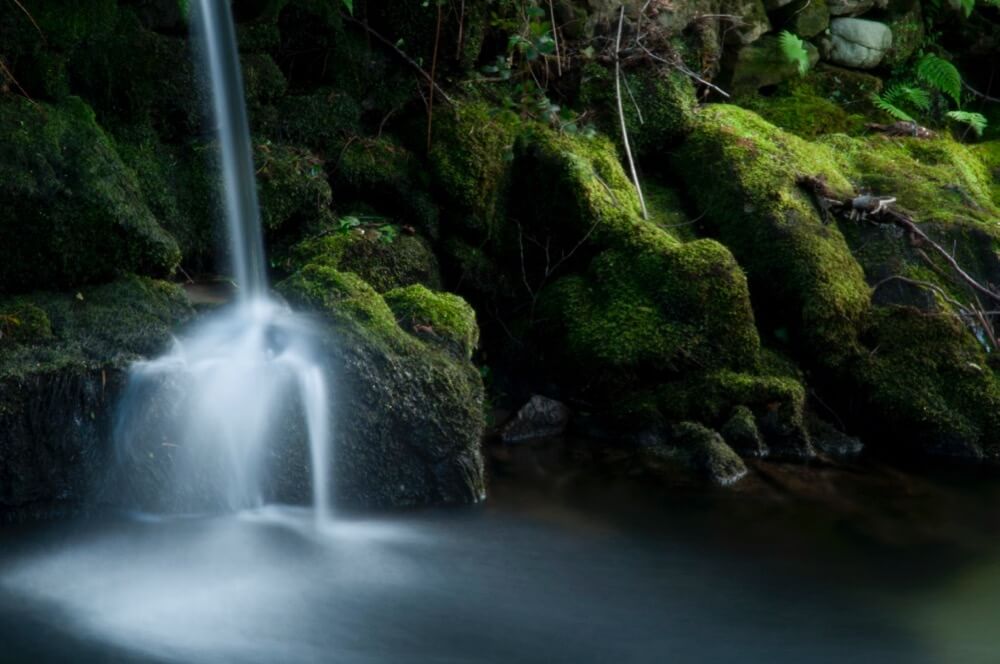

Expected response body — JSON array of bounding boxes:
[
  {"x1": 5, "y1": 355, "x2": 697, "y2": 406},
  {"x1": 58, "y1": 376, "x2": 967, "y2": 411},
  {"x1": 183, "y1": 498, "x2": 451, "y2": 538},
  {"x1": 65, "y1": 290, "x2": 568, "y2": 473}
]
[{"x1": 111, "y1": 1, "x2": 332, "y2": 523}]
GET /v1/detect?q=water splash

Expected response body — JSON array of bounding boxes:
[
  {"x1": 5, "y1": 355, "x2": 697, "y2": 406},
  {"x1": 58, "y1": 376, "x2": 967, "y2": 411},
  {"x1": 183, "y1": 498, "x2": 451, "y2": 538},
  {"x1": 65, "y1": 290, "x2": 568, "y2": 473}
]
[{"x1": 112, "y1": 1, "x2": 332, "y2": 523}]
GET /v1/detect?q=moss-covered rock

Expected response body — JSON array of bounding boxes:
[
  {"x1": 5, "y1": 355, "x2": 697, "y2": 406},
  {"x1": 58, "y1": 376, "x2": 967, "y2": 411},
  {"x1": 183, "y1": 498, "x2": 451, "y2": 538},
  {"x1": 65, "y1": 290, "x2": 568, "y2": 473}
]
[
  {"x1": 721, "y1": 405, "x2": 767, "y2": 457},
  {"x1": 639, "y1": 421, "x2": 748, "y2": 486},
  {"x1": 675, "y1": 104, "x2": 869, "y2": 361},
  {"x1": 255, "y1": 141, "x2": 331, "y2": 234},
  {"x1": 384, "y1": 284, "x2": 479, "y2": 360},
  {"x1": 0, "y1": 96, "x2": 181, "y2": 292},
  {"x1": 276, "y1": 265, "x2": 486, "y2": 508},
  {"x1": 578, "y1": 62, "x2": 698, "y2": 154},
  {"x1": 0, "y1": 276, "x2": 193, "y2": 514},
  {"x1": 335, "y1": 137, "x2": 439, "y2": 236},
  {"x1": 285, "y1": 229, "x2": 442, "y2": 293},
  {"x1": 430, "y1": 102, "x2": 521, "y2": 242},
  {"x1": 675, "y1": 104, "x2": 1000, "y2": 459}
]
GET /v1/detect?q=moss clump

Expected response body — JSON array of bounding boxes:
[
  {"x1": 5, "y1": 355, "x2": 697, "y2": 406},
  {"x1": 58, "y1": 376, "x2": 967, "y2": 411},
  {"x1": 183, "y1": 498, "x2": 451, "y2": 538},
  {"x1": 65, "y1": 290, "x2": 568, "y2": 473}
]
[
  {"x1": 721, "y1": 405, "x2": 767, "y2": 457},
  {"x1": 113, "y1": 127, "x2": 219, "y2": 269},
  {"x1": 255, "y1": 141, "x2": 332, "y2": 234},
  {"x1": 430, "y1": 102, "x2": 521, "y2": 242},
  {"x1": 275, "y1": 263, "x2": 485, "y2": 508},
  {"x1": 384, "y1": 284, "x2": 479, "y2": 360},
  {"x1": 539, "y1": 236, "x2": 759, "y2": 375},
  {"x1": 675, "y1": 104, "x2": 870, "y2": 363},
  {"x1": 335, "y1": 137, "x2": 439, "y2": 236},
  {"x1": 0, "y1": 276, "x2": 192, "y2": 380},
  {"x1": 265, "y1": 88, "x2": 362, "y2": 157},
  {"x1": 0, "y1": 303, "x2": 52, "y2": 345},
  {"x1": 640, "y1": 422, "x2": 748, "y2": 486},
  {"x1": 855, "y1": 306, "x2": 1000, "y2": 458},
  {"x1": 0, "y1": 96, "x2": 180, "y2": 292},
  {"x1": 578, "y1": 62, "x2": 698, "y2": 154},
  {"x1": 69, "y1": 8, "x2": 200, "y2": 138},
  {"x1": 972, "y1": 141, "x2": 1000, "y2": 207},
  {"x1": 740, "y1": 92, "x2": 866, "y2": 139},
  {"x1": 277, "y1": 265, "x2": 403, "y2": 347},
  {"x1": 283, "y1": 230, "x2": 442, "y2": 293}
]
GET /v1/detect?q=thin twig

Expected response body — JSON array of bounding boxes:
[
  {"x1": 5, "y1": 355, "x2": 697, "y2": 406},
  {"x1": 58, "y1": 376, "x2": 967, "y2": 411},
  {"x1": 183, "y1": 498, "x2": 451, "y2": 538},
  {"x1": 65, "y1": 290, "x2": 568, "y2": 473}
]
[
  {"x1": 614, "y1": 5, "x2": 648, "y2": 219},
  {"x1": 548, "y1": 0, "x2": 563, "y2": 77},
  {"x1": 455, "y1": 0, "x2": 465, "y2": 60},
  {"x1": 10, "y1": 0, "x2": 44, "y2": 42},
  {"x1": 427, "y1": 2, "x2": 443, "y2": 151},
  {"x1": 0, "y1": 57, "x2": 38, "y2": 107},
  {"x1": 341, "y1": 13, "x2": 454, "y2": 105}
]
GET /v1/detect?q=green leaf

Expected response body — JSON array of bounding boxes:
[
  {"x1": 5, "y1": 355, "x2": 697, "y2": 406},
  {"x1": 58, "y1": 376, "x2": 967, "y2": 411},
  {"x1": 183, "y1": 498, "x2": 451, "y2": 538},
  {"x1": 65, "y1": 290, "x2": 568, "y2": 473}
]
[
  {"x1": 917, "y1": 54, "x2": 962, "y2": 106},
  {"x1": 341, "y1": 0, "x2": 353, "y2": 15},
  {"x1": 778, "y1": 31, "x2": 810, "y2": 77},
  {"x1": 871, "y1": 92, "x2": 915, "y2": 122},
  {"x1": 946, "y1": 110, "x2": 988, "y2": 137}
]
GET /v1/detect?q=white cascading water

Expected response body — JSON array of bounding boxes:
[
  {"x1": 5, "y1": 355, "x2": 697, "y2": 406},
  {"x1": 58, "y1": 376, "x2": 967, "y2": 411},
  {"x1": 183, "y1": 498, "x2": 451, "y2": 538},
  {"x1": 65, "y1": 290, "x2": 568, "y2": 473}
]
[{"x1": 113, "y1": 0, "x2": 332, "y2": 523}]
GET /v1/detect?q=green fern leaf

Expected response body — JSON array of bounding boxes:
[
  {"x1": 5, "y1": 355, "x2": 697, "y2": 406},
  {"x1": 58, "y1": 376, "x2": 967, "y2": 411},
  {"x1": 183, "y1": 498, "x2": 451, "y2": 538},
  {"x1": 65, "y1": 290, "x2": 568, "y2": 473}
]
[
  {"x1": 882, "y1": 84, "x2": 931, "y2": 112},
  {"x1": 946, "y1": 110, "x2": 988, "y2": 137},
  {"x1": 917, "y1": 55, "x2": 962, "y2": 106},
  {"x1": 871, "y1": 93, "x2": 915, "y2": 122},
  {"x1": 778, "y1": 31, "x2": 810, "y2": 77}
]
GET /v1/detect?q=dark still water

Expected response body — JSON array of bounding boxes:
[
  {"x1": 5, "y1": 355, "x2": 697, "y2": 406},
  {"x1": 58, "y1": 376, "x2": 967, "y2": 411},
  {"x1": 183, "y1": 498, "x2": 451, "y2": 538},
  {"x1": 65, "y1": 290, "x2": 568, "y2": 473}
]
[{"x1": 3, "y1": 455, "x2": 1000, "y2": 663}]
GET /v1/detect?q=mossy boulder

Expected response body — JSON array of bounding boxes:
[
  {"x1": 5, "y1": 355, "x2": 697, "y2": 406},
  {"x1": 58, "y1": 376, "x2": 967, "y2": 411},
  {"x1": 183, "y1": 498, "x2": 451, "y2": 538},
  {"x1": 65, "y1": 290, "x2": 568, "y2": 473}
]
[
  {"x1": 675, "y1": 104, "x2": 1000, "y2": 459},
  {"x1": 384, "y1": 284, "x2": 479, "y2": 360},
  {"x1": 578, "y1": 62, "x2": 698, "y2": 154},
  {"x1": 430, "y1": 103, "x2": 521, "y2": 243},
  {"x1": 255, "y1": 141, "x2": 332, "y2": 234},
  {"x1": 283, "y1": 229, "x2": 442, "y2": 293},
  {"x1": 0, "y1": 96, "x2": 181, "y2": 293},
  {"x1": 639, "y1": 422, "x2": 748, "y2": 486},
  {"x1": 276, "y1": 265, "x2": 486, "y2": 508},
  {"x1": 675, "y1": 104, "x2": 869, "y2": 360},
  {"x1": 0, "y1": 276, "x2": 193, "y2": 514}
]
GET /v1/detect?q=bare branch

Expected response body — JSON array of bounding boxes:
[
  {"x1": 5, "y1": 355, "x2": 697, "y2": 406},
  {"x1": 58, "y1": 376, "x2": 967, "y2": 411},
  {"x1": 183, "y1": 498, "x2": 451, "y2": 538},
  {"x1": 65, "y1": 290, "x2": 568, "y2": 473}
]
[{"x1": 614, "y1": 5, "x2": 648, "y2": 219}]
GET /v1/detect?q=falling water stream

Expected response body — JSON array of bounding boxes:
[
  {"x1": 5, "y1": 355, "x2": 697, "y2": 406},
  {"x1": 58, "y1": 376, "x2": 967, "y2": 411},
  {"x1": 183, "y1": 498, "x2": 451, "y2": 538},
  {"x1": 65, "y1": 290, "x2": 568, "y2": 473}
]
[{"x1": 112, "y1": 0, "x2": 331, "y2": 522}]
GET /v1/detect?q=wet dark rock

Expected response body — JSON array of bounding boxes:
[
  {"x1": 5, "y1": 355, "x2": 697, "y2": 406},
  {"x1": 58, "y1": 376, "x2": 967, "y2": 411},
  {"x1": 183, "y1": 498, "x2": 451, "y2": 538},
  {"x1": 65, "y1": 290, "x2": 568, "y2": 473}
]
[
  {"x1": 809, "y1": 417, "x2": 864, "y2": 458},
  {"x1": 722, "y1": 406, "x2": 769, "y2": 458},
  {"x1": 501, "y1": 395, "x2": 572, "y2": 444},
  {"x1": 640, "y1": 422, "x2": 748, "y2": 486}
]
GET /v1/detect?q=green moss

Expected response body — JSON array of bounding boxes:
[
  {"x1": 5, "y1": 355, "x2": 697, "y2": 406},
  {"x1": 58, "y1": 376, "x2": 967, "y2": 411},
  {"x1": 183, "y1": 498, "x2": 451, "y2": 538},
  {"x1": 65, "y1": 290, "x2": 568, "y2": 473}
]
[
  {"x1": 675, "y1": 104, "x2": 870, "y2": 363},
  {"x1": 255, "y1": 141, "x2": 332, "y2": 234},
  {"x1": 241, "y1": 53, "x2": 287, "y2": 107},
  {"x1": 69, "y1": 9, "x2": 199, "y2": 138},
  {"x1": 740, "y1": 92, "x2": 866, "y2": 139},
  {"x1": 265, "y1": 88, "x2": 362, "y2": 157},
  {"x1": 336, "y1": 137, "x2": 439, "y2": 236},
  {"x1": 0, "y1": 96, "x2": 180, "y2": 292},
  {"x1": 284, "y1": 229, "x2": 442, "y2": 293},
  {"x1": 0, "y1": 275, "x2": 192, "y2": 379},
  {"x1": 384, "y1": 284, "x2": 479, "y2": 360},
  {"x1": 578, "y1": 62, "x2": 697, "y2": 154},
  {"x1": 113, "y1": 127, "x2": 218, "y2": 268},
  {"x1": 0, "y1": 302, "x2": 52, "y2": 345},
  {"x1": 430, "y1": 102, "x2": 521, "y2": 242},
  {"x1": 855, "y1": 306, "x2": 1000, "y2": 457},
  {"x1": 277, "y1": 265, "x2": 404, "y2": 349},
  {"x1": 971, "y1": 141, "x2": 1000, "y2": 208}
]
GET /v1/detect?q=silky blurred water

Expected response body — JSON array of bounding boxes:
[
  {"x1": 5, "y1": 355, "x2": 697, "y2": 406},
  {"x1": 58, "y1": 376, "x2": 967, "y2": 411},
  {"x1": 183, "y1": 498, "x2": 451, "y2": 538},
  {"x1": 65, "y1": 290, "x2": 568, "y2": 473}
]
[{"x1": 4, "y1": 462, "x2": 1000, "y2": 664}]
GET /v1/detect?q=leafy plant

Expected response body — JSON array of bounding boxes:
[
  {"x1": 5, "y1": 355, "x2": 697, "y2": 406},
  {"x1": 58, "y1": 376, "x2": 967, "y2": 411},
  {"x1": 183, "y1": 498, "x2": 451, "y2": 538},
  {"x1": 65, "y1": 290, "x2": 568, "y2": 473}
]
[
  {"x1": 916, "y1": 54, "x2": 961, "y2": 106},
  {"x1": 778, "y1": 31, "x2": 810, "y2": 77},
  {"x1": 871, "y1": 84, "x2": 932, "y2": 122},
  {"x1": 946, "y1": 110, "x2": 988, "y2": 136}
]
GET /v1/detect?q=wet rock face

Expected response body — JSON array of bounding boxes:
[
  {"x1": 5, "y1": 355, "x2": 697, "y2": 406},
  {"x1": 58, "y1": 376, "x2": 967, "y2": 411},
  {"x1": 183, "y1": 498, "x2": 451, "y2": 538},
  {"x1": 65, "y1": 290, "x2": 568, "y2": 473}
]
[
  {"x1": 501, "y1": 395, "x2": 572, "y2": 444},
  {"x1": 639, "y1": 422, "x2": 748, "y2": 486},
  {"x1": 822, "y1": 19, "x2": 893, "y2": 69}
]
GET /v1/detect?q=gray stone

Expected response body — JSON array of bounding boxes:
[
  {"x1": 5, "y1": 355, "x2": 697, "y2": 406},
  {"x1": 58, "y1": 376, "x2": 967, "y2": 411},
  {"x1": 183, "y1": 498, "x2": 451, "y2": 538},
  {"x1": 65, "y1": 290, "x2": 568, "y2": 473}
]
[
  {"x1": 823, "y1": 18, "x2": 893, "y2": 69},
  {"x1": 501, "y1": 395, "x2": 572, "y2": 443},
  {"x1": 828, "y1": 0, "x2": 887, "y2": 15}
]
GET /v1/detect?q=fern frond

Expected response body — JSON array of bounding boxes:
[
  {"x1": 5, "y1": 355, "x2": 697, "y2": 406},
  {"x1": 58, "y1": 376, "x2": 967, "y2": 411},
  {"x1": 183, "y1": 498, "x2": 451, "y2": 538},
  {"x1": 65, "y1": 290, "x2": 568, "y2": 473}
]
[
  {"x1": 778, "y1": 31, "x2": 810, "y2": 77},
  {"x1": 917, "y1": 55, "x2": 962, "y2": 106},
  {"x1": 871, "y1": 93, "x2": 915, "y2": 122},
  {"x1": 946, "y1": 110, "x2": 988, "y2": 137},
  {"x1": 882, "y1": 84, "x2": 931, "y2": 111}
]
